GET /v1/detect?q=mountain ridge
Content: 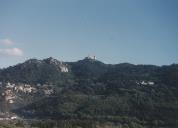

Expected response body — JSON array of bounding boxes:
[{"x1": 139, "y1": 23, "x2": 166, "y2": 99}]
[
  {"x1": 0, "y1": 57, "x2": 178, "y2": 127},
  {"x1": 3, "y1": 56, "x2": 175, "y2": 69}
]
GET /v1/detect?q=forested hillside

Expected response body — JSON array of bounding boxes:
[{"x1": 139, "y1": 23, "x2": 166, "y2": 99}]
[{"x1": 0, "y1": 57, "x2": 178, "y2": 128}]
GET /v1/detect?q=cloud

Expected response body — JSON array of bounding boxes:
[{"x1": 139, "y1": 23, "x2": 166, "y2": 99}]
[
  {"x1": 0, "y1": 39, "x2": 14, "y2": 45},
  {"x1": 0, "y1": 48, "x2": 23, "y2": 57}
]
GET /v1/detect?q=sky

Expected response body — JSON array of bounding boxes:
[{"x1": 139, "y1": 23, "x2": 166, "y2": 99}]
[{"x1": 0, "y1": 0, "x2": 178, "y2": 68}]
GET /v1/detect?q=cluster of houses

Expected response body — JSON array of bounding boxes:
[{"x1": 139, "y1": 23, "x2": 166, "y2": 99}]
[
  {"x1": 2, "y1": 89, "x2": 16, "y2": 104},
  {"x1": 0, "y1": 82, "x2": 55, "y2": 121},
  {"x1": 0, "y1": 113, "x2": 18, "y2": 121},
  {"x1": 1, "y1": 83, "x2": 37, "y2": 104},
  {"x1": 136, "y1": 81, "x2": 155, "y2": 86},
  {"x1": 1, "y1": 82, "x2": 54, "y2": 104},
  {"x1": 14, "y1": 84, "x2": 37, "y2": 93}
]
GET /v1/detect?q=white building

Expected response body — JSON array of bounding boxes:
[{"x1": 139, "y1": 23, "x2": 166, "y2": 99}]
[{"x1": 86, "y1": 55, "x2": 96, "y2": 60}]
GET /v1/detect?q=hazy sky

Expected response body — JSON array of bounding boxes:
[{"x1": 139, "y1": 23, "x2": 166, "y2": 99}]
[{"x1": 0, "y1": 0, "x2": 178, "y2": 67}]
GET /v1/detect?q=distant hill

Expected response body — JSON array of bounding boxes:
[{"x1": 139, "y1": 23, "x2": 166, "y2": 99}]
[
  {"x1": 0, "y1": 57, "x2": 73, "y2": 85},
  {"x1": 0, "y1": 57, "x2": 178, "y2": 127}
]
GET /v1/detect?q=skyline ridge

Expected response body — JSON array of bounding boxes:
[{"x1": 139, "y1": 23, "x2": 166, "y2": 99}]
[{"x1": 1, "y1": 56, "x2": 177, "y2": 69}]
